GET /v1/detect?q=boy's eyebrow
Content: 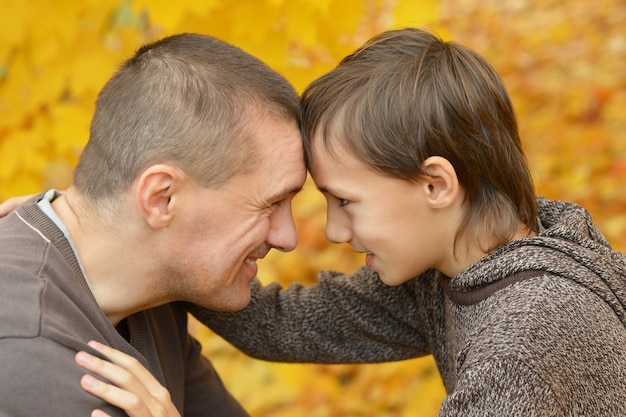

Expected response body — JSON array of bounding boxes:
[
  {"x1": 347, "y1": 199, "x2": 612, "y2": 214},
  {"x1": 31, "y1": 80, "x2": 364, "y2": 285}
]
[
  {"x1": 316, "y1": 185, "x2": 329, "y2": 193},
  {"x1": 315, "y1": 185, "x2": 333, "y2": 195}
]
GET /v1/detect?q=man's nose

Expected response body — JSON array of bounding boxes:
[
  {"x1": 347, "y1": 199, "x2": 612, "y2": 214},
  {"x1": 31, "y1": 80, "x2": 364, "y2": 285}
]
[{"x1": 266, "y1": 205, "x2": 298, "y2": 252}]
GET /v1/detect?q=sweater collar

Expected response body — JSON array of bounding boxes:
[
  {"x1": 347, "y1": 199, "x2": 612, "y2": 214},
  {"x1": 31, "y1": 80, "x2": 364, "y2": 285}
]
[{"x1": 442, "y1": 197, "x2": 626, "y2": 327}]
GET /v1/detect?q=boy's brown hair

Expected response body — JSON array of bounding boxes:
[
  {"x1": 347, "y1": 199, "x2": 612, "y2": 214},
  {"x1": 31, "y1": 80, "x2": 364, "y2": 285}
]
[{"x1": 301, "y1": 28, "x2": 537, "y2": 253}]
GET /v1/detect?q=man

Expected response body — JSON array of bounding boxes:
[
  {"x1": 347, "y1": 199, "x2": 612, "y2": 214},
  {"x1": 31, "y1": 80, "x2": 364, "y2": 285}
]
[{"x1": 0, "y1": 33, "x2": 306, "y2": 416}]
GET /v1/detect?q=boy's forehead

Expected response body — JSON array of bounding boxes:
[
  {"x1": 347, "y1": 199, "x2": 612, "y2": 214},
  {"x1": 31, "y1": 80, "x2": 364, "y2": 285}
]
[
  {"x1": 310, "y1": 137, "x2": 363, "y2": 173},
  {"x1": 310, "y1": 130, "x2": 351, "y2": 163}
]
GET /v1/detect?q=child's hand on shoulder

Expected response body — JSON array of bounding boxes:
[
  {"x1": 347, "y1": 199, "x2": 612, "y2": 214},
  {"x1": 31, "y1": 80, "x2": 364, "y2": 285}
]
[{"x1": 75, "y1": 341, "x2": 181, "y2": 417}]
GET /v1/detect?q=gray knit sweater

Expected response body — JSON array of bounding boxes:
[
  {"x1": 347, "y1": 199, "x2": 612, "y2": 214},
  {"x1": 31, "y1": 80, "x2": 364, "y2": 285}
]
[{"x1": 192, "y1": 197, "x2": 626, "y2": 416}]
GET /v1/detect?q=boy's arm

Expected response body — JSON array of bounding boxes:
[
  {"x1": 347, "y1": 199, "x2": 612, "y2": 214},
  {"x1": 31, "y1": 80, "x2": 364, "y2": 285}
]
[{"x1": 189, "y1": 266, "x2": 436, "y2": 364}]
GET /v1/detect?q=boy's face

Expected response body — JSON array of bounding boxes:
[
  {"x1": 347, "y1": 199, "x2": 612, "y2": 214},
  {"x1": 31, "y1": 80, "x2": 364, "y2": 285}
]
[{"x1": 310, "y1": 139, "x2": 450, "y2": 285}]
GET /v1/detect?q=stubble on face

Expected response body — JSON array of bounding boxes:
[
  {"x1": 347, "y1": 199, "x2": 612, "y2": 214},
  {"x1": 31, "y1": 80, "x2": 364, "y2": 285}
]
[{"x1": 174, "y1": 114, "x2": 306, "y2": 312}]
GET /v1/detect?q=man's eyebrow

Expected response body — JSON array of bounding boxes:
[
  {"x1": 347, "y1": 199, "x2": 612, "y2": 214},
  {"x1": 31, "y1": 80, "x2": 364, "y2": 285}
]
[{"x1": 269, "y1": 185, "x2": 303, "y2": 202}]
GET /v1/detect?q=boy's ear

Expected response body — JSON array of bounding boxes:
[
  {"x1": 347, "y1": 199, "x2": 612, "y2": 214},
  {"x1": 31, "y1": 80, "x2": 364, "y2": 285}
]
[
  {"x1": 421, "y1": 156, "x2": 460, "y2": 208},
  {"x1": 135, "y1": 164, "x2": 182, "y2": 229}
]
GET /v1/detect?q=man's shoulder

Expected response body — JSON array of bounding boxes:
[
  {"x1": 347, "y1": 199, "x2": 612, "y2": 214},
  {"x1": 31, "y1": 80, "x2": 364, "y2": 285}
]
[
  {"x1": 0, "y1": 210, "x2": 52, "y2": 338},
  {"x1": 0, "y1": 204, "x2": 51, "y2": 251},
  {"x1": 0, "y1": 336, "x2": 128, "y2": 417}
]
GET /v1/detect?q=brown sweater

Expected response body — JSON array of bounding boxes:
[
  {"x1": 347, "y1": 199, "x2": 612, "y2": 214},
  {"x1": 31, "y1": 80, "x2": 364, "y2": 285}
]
[
  {"x1": 193, "y1": 197, "x2": 626, "y2": 416},
  {"x1": 0, "y1": 195, "x2": 248, "y2": 417}
]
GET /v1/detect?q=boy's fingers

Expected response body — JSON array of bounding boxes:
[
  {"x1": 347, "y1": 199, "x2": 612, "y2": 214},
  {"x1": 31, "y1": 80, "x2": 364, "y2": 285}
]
[
  {"x1": 86, "y1": 341, "x2": 168, "y2": 397},
  {"x1": 92, "y1": 410, "x2": 114, "y2": 417},
  {"x1": 75, "y1": 351, "x2": 142, "y2": 393},
  {"x1": 76, "y1": 342, "x2": 179, "y2": 417},
  {"x1": 80, "y1": 374, "x2": 150, "y2": 417},
  {"x1": 0, "y1": 196, "x2": 31, "y2": 217}
]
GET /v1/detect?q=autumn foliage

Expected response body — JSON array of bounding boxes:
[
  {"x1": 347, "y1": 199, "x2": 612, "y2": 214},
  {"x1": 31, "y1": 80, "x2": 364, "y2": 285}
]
[{"x1": 1, "y1": 0, "x2": 625, "y2": 415}]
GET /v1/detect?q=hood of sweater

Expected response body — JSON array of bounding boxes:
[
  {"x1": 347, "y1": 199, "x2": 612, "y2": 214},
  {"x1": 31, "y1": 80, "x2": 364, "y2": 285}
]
[{"x1": 444, "y1": 197, "x2": 626, "y2": 326}]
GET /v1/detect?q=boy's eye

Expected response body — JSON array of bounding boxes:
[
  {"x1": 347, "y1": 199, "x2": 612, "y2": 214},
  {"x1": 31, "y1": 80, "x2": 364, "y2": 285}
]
[{"x1": 339, "y1": 198, "x2": 350, "y2": 207}]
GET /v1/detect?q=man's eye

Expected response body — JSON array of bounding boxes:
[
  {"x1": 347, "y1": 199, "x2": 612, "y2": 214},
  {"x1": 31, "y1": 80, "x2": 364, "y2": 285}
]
[{"x1": 272, "y1": 199, "x2": 286, "y2": 208}]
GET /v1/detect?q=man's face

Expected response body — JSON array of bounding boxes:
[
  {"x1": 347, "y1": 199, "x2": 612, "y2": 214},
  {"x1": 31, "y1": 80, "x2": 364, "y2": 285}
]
[{"x1": 166, "y1": 114, "x2": 306, "y2": 311}]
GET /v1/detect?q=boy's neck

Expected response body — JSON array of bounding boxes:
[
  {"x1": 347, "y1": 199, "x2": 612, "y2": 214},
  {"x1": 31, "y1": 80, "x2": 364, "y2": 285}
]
[{"x1": 446, "y1": 222, "x2": 537, "y2": 278}]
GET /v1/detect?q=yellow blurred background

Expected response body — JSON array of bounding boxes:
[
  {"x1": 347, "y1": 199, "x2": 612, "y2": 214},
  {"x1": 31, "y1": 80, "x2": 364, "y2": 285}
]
[{"x1": 1, "y1": 0, "x2": 625, "y2": 415}]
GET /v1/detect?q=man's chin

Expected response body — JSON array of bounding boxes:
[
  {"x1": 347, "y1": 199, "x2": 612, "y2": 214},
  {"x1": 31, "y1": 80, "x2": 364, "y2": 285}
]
[{"x1": 211, "y1": 289, "x2": 252, "y2": 312}]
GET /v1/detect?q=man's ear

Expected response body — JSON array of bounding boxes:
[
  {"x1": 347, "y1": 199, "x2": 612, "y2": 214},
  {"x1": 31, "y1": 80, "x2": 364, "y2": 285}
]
[
  {"x1": 421, "y1": 156, "x2": 460, "y2": 209},
  {"x1": 135, "y1": 164, "x2": 182, "y2": 229}
]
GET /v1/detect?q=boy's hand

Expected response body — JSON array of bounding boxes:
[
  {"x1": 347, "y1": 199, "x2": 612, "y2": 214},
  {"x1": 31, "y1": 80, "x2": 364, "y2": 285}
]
[
  {"x1": 75, "y1": 341, "x2": 182, "y2": 417},
  {"x1": 0, "y1": 195, "x2": 34, "y2": 217}
]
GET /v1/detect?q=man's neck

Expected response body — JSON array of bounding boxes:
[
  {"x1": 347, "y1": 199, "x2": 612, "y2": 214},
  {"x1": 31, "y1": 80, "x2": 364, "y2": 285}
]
[{"x1": 51, "y1": 188, "x2": 163, "y2": 326}]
